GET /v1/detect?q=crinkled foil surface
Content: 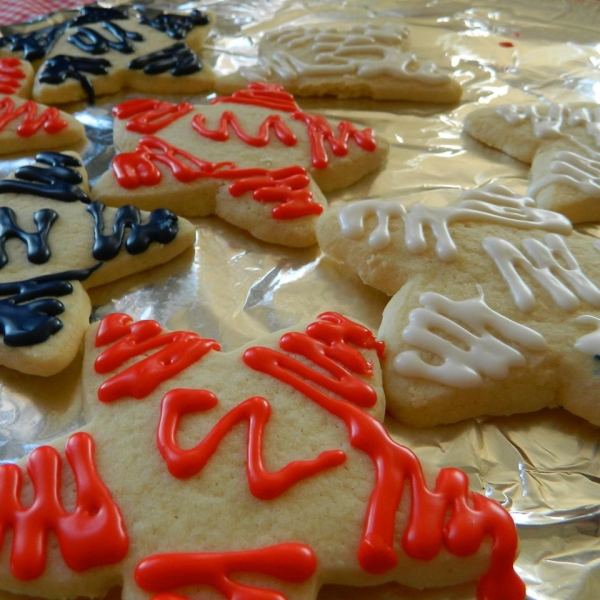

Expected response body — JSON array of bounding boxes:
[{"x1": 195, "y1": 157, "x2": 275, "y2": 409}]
[{"x1": 1, "y1": 0, "x2": 600, "y2": 599}]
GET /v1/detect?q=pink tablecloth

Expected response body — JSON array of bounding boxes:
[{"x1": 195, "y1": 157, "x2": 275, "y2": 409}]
[{"x1": 0, "y1": 0, "x2": 95, "y2": 26}]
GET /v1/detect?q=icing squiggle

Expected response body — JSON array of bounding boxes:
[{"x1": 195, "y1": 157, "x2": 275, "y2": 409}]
[
  {"x1": 0, "y1": 266, "x2": 99, "y2": 347},
  {"x1": 94, "y1": 313, "x2": 221, "y2": 402},
  {"x1": 0, "y1": 152, "x2": 90, "y2": 203},
  {"x1": 113, "y1": 98, "x2": 193, "y2": 133},
  {"x1": 0, "y1": 432, "x2": 128, "y2": 581},
  {"x1": 157, "y1": 390, "x2": 346, "y2": 493},
  {"x1": 244, "y1": 312, "x2": 524, "y2": 599},
  {"x1": 483, "y1": 233, "x2": 600, "y2": 312},
  {"x1": 528, "y1": 149, "x2": 600, "y2": 200},
  {"x1": 112, "y1": 137, "x2": 322, "y2": 219},
  {"x1": 91, "y1": 311, "x2": 524, "y2": 600},
  {"x1": 393, "y1": 290, "x2": 547, "y2": 387},
  {"x1": 0, "y1": 57, "x2": 27, "y2": 95},
  {"x1": 574, "y1": 315, "x2": 600, "y2": 356},
  {"x1": 338, "y1": 183, "x2": 572, "y2": 259},
  {"x1": 0, "y1": 96, "x2": 68, "y2": 137},
  {"x1": 244, "y1": 24, "x2": 449, "y2": 85},
  {"x1": 497, "y1": 103, "x2": 600, "y2": 145},
  {"x1": 136, "y1": 545, "x2": 318, "y2": 600}
]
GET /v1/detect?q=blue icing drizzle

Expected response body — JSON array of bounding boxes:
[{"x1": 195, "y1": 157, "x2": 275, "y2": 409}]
[
  {"x1": 0, "y1": 152, "x2": 90, "y2": 204},
  {"x1": 138, "y1": 9, "x2": 210, "y2": 39},
  {"x1": 0, "y1": 265, "x2": 99, "y2": 347},
  {"x1": 128, "y1": 42, "x2": 202, "y2": 76},
  {"x1": 87, "y1": 201, "x2": 179, "y2": 261},
  {"x1": 38, "y1": 55, "x2": 111, "y2": 103},
  {"x1": 0, "y1": 23, "x2": 67, "y2": 61},
  {"x1": 69, "y1": 6, "x2": 130, "y2": 26},
  {"x1": 0, "y1": 207, "x2": 57, "y2": 268},
  {"x1": 68, "y1": 21, "x2": 144, "y2": 55}
]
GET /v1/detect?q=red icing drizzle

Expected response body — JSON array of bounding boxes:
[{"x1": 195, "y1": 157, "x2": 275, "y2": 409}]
[
  {"x1": 112, "y1": 137, "x2": 322, "y2": 219},
  {"x1": 135, "y1": 544, "x2": 317, "y2": 600},
  {"x1": 113, "y1": 98, "x2": 193, "y2": 134},
  {"x1": 212, "y1": 82, "x2": 300, "y2": 112},
  {"x1": 0, "y1": 96, "x2": 68, "y2": 137},
  {"x1": 0, "y1": 58, "x2": 26, "y2": 95},
  {"x1": 192, "y1": 111, "x2": 297, "y2": 147},
  {"x1": 92, "y1": 311, "x2": 524, "y2": 600},
  {"x1": 0, "y1": 432, "x2": 128, "y2": 581},
  {"x1": 211, "y1": 83, "x2": 377, "y2": 169},
  {"x1": 114, "y1": 83, "x2": 377, "y2": 171},
  {"x1": 158, "y1": 390, "x2": 346, "y2": 496},
  {"x1": 241, "y1": 312, "x2": 524, "y2": 600},
  {"x1": 292, "y1": 111, "x2": 377, "y2": 169},
  {"x1": 228, "y1": 165, "x2": 321, "y2": 219},
  {"x1": 94, "y1": 313, "x2": 221, "y2": 402}
]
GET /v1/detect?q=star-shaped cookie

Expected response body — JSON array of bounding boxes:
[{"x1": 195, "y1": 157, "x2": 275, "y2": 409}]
[
  {"x1": 1, "y1": 5, "x2": 214, "y2": 104},
  {"x1": 316, "y1": 182, "x2": 600, "y2": 427},
  {"x1": 464, "y1": 102, "x2": 600, "y2": 224},
  {"x1": 92, "y1": 82, "x2": 389, "y2": 247},
  {"x1": 0, "y1": 150, "x2": 195, "y2": 376},
  {"x1": 0, "y1": 311, "x2": 524, "y2": 600},
  {"x1": 216, "y1": 23, "x2": 462, "y2": 104}
]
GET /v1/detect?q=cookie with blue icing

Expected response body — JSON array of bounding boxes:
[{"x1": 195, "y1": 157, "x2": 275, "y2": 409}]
[
  {"x1": 464, "y1": 102, "x2": 600, "y2": 224},
  {"x1": 316, "y1": 182, "x2": 600, "y2": 427},
  {"x1": 21, "y1": 5, "x2": 215, "y2": 104},
  {"x1": 0, "y1": 150, "x2": 195, "y2": 376}
]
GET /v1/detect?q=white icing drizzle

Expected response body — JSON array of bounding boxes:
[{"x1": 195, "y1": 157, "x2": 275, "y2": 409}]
[
  {"x1": 528, "y1": 149, "x2": 600, "y2": 199},
  {"x1": 245, "y1": 24, "x2": 449, "y2": 85},
  {"x1": 568, "y1": 106, "x2": 600, "y2": 145},
  {"x1": 339, "y1": 200, "x2": 407, "y2": 251},
  {"x1": 574, "y1": 315, "x2": 600, "y2": 356},
  {"x1": 496, "y1": 103, "x2": 600, "y2": 145},
  {"x1": 393, "y1": 290, "x2": 547, "y2": 388},
  {"x1": 483, "y1": 233, "x2": 600, "y2": 312},
  {"x1": 337, "y1": 183, "x2": 571, "y2": 259}
]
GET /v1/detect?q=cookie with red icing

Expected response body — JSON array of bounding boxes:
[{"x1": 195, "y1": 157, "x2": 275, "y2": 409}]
[
  {"x1": 92, "y1": 83, "x2": 389, "y2": 247},
  {"x1": 316, "y1": 182, "x2": 600, "y2": 427},
  {"x1": 0, "y1": 150, "x2": 195, "y2": 376},
  {"x1": 2, "y1": 5, "x2": 215, "y2": 105},
  {"x1": 464, "y1": 102, "x2": 600, "y2": 224},
  {"x1": 0, "y1": 57, "x2": 85, "y2": 155},
  {"x1": 216, "y1": 23, "x2": 462, "y2": 104},
  {"x1": 0, "y1": 310, "x2": 525, "y2": 600}
]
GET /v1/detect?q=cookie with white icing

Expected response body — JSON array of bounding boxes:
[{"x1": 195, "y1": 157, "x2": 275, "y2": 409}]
[
  {"x1": 0, "y1": 311, "x2": 524, "y2": 600},
  {"x1": 317, "y1": 182, "x2": 600, "y2": 427},
  {"x1": 464, "y1": 102, "x2": 600, "y2": 224},
  {"x1": 0, "y1": 57, "x2": 85, "y2": 155},
  {"x1": 15, "y1": 5, "x2": 215, "y2": 104},
  {"x1": 0, "y1": 150, "x2": 195, "y2": 376},
  {"x1": 92, "y1": 83, "x2": 389, "y2": 247},
  {"x1": 216, "y1": 23, "x2": 462, "y2": 104}
]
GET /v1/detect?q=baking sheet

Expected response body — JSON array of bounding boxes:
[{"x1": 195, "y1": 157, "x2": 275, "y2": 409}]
[{"x1": 1, "y1": 0, "x2": 600, "y2": 598}]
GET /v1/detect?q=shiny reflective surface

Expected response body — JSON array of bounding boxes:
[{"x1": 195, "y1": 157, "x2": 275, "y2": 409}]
[{"x1": 0, "y1": 0, "x2": 599, "y2": 598}]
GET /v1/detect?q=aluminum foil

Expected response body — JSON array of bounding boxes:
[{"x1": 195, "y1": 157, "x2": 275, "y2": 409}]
[{"x1": 1, "y1": 0, "x2": 600, "y2": 599}]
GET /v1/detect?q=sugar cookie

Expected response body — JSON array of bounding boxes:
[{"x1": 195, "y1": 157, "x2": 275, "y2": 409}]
[
  {"x1": 317, "y1": 182, "x2": 600, "y2": 427},
  {"x1": 0, "y1": 57, "x2": 85, "y2": 155},
  {"x1": 464, "y1": 102, "x2": 600, "y2": 223},
  {"x1": 2, "y1": 5, "x2": 215, "y2": 104},
  {"x1": 0, "y1": 311, "x2": 524, "y2": 600},
  {"x1": 92, "y1": 83, "x2": 389, "y2": 247},
  {"x1": 216, "y1": 23, "x2": 462, "y2": 103},
  {"x1": 0, "y1": 150, "x2": 195, "y2": 376}
]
